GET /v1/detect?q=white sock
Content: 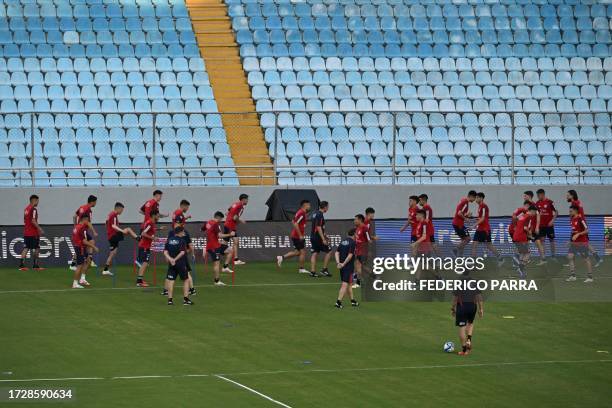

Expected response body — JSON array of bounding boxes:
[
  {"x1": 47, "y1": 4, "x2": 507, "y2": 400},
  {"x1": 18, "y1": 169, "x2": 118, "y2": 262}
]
[
  {"x1": 81, "y1": 274, "x2": 86, "y2": 281},
  {"x1": 73, "y1": 280, "x2": 78, "y2": 285}
]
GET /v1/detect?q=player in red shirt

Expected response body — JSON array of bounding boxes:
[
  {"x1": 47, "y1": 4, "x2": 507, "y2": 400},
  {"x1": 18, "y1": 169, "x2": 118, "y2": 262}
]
[
  {"x1": 451, "y1": 190, "x2": 477, "y2": 256},
  {"x1": 352, "y1": 214, "x2": 371, "y2": 288},
  {"x1": 204, "y1": 211, "x2": 235, "y2": 286},
  {"x1": 566, "y1": 190, "x2": 602, "y2": 267},
  {"x1": 362, "y1": 207, "x2": 379, "y2": 282},
  {"x1": 411, "y1": 210, "x2": 433, "y2": 279},
  {"x1": 535, "y1": 189, "x2": 558, "y2": 260},
  {"x1": 19, "y1": 194, "x2": 45, "y2": 271},
  {"x1": 418, "y1": 194, "x2": 442, "y2": 257},
  {"x1": 509, "y1": 200, "x2": 531, "y2": 239},
  {"x1": 364, "y1": 207, "x2": 377, "y2": 241},
  {"x1": 70, "y1": 195, "x2": 98, "y2": 271},
  {"x1": 140, "y1": 190, "x2": 168, "y2": 222},
  {"x1": 512, "y1": 206, "x2": 538, "y2": 278},
  {"x1": 471, "y1": 193, "x2": 504, "y2": 266},
  {"x1": 400, "y1": 195, "x2": 420, "y2": 251},
  {"x1": 522, "y1": 190, "x2": 547, "y2": 264},
  {"x1": 173, "y1": 200, "x2": 196, "y2": 289},
  {"x1": 136, "y1": 209, "x2": 160, "y2": 287},
  {"x1": 71, "y1": 214, "x2": 99, "y2": 289},
  {"x1": 102, "y1": 202, "x2": 138, "y2": 277},
  {"x1": 277, "y1": 200, "x2": 311, "y2": 274},
  {"x1": 566, "y1": 204, "x2": 593, "y2": 282},
  {"x1": 225, "y1": 193, "x2": 249, "y2": 265}
]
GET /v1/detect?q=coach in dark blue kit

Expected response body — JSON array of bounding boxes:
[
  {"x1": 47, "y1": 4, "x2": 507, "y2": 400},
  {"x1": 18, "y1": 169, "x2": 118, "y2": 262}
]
[
  {"x1": 163, "y1": 227, "x2": 193, "y2": 306},
  {"x1": 334, "y1": 229, "x2": 359, "y2": 309}
]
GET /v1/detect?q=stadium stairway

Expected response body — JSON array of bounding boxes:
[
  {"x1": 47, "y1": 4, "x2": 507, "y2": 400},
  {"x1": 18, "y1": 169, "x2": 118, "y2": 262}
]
[{"x1": 187, "y1": 0, "x2": 274, "y2": 185}]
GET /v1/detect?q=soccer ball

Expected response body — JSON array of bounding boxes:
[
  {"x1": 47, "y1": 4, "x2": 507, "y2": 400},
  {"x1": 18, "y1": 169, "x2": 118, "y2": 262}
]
[{"x1": 443, "y1": 341, "x2": 455, "y2": 353}]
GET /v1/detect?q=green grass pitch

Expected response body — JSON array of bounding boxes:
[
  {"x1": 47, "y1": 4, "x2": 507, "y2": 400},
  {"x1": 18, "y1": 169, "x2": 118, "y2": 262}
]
[{"x1": 0, "y1": 261, "x2": 611, "y2": 407}]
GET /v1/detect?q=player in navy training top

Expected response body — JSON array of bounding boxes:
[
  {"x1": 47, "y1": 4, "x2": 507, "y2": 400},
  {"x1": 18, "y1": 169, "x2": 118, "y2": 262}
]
[
  {"x1": 334, "y1": 229, "x2": 359, "y2": 309},
  {"x1": 310, "y1": 201, "x2": 333, "y2": 278},
  {"x1": 163, "y1": 226, "x2": 193, "y2": 306}
]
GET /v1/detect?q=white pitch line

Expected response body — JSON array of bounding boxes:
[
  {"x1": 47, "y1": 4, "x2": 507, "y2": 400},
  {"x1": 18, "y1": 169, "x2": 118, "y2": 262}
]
[
  {"x1": 0, "y1": 377, "x2": 103, "y2": 383},
  {"x1": 0, "y1": 282, "x2": 336, "y2": 295},
  {"x1": 215, "y1": 374, "x2": 293, "y2": 408},
  {"x1": 0, "y1": 359, "x2": 610, "y2": 383},
  {"x1": 112, "y1": 375, "x2": 172, "y2": 380}
]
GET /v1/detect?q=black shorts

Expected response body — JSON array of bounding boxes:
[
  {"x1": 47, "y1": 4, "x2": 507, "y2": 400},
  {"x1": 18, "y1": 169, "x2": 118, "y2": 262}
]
[
  {"x1": 453, "y1": 225, "x2": 469, "y2": 239},
  {"x1": 410, "y1": 235, "x2": 417, "y2": 242},
  {"x1": 166, "y1": 263, "x2": 188, "y2": 281},
  {"x1": 515, "y1": 242, "x2": 530, "y2": 255},
  {"x1": 137, "y1": 247, "x2": 151, "y2": 264},
  {"x1": 537, "y1": 226, "x2": 555, "y2": 240},
  {"x1": 224, "y1": 226, "x2": 237, "y2": 237},
  {"x1": 356, "y1": 254, "x2": 367, "y2": 264},
  {"x1": 74, "y1": 246, "x2": 86, "y2": 266},
  {"x1": 310, "y1": 236, "x2": 330, "y2": 253},
  {"x1": 108, "y1": 232, "x2": 124, "y2": 251},
  {"x1": 340, "y1": 266, "x2": 354, "y2": 283},
  {"x1": 292, "y1": 238, "x2": 305, "y2": 251},
  {"x1": 24, "y1": 236, "x2": 39, "y2": 250},
  {"x1": 455, "y1": 302, "x2": 477, "y2": 327},
  {"x1": 473, "y1": 230, "x2": 491, "y2": 243},
  {"x1": 429, "y1": 235, "x2": 436, "y2": 243},
  {"x1": 569, "y1": 242, "x2": 590, "y2": 257},
  {"x1": 207, "y1": 247, "x2": 224, "y2": 262}
]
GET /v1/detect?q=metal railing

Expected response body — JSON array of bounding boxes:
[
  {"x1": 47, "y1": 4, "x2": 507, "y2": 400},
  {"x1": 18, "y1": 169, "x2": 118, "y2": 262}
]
[{"x1": 0, "y1": 109, "x2": 610, "y2": 186}]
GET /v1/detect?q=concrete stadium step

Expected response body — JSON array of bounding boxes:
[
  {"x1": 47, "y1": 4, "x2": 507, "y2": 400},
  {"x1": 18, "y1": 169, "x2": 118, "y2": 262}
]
[{"x1": 187, "y1": 0, "x2": 274, "y2": 185}]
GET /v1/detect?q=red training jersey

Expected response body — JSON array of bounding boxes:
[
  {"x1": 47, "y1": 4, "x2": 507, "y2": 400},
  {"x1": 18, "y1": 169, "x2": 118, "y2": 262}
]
[
  {"x1": 421, "y1": 204, "x2": 435, "y2": 236},
  {"x1": 508, "y1": 206, "x2": 527, "y2": 236},
  {"x1": 225, "y1": 201, "x2": 244, "y2": 230},
  {"x1": 355, "y1": 224, "x2": 371, "y2": 256},
  {"x1": 570, "y1": 199, "x2": 585, "y2": 217},
  {"x1": 536, "y1": 198, "x2": 556, "y2": 226},
  {"x1": 106, "y1": 211, "x2": 120, "y2": 239},
  {"x1": 172, "y1": 209, "x2": 186, "y2": 229},
  {"x1": 72, "y1": 223, "x2": 89, "y2": 248},
  {"x1": 476, "y1": 202, "x2": 490, "y2": 232},
  {"x1": 290, "y1": 208, "x2": 307, "y2": 239},
  {"x1": 24, "y1": 204, "x2": 39, "y2": 237},
  {"x1": 408, "y1": 206, "x2": 418, "y2": 236},
  {"x1": 204, "y1": 219, "x2": 222, "y2": 250},
  {"x1": 452, "y1": 198, "x2": 470, "y2": 228},
  {"x1": 415, "y1": 220, "x2": 432, "y2": 253},
  {"x1": 570, "y1": 215, "x2": 589, "y2": 243},
  {"x1": 141, "y1": 198, "x2": 159, "y2": 221},
  {"x1": 512, "y1": 214, "x2": 531, "y2": 243},
  {"x1": 138, "y1": 220, "x2": 156, "y2": 249},
  {"x1": 75, "y1": 204, "x2": 92, "y2": 224}
]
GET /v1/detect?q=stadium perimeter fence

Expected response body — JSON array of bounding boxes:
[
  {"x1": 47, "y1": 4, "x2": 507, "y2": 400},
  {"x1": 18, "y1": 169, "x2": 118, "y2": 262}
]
[{"x1": 0, "y1": 109, "x2": 610, "y2": 186}]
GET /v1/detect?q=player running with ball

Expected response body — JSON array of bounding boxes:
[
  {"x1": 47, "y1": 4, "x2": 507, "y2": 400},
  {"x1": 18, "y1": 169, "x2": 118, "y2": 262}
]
[{"x1": 452, "y1": 277, "x2": 484, "y2": 356}]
